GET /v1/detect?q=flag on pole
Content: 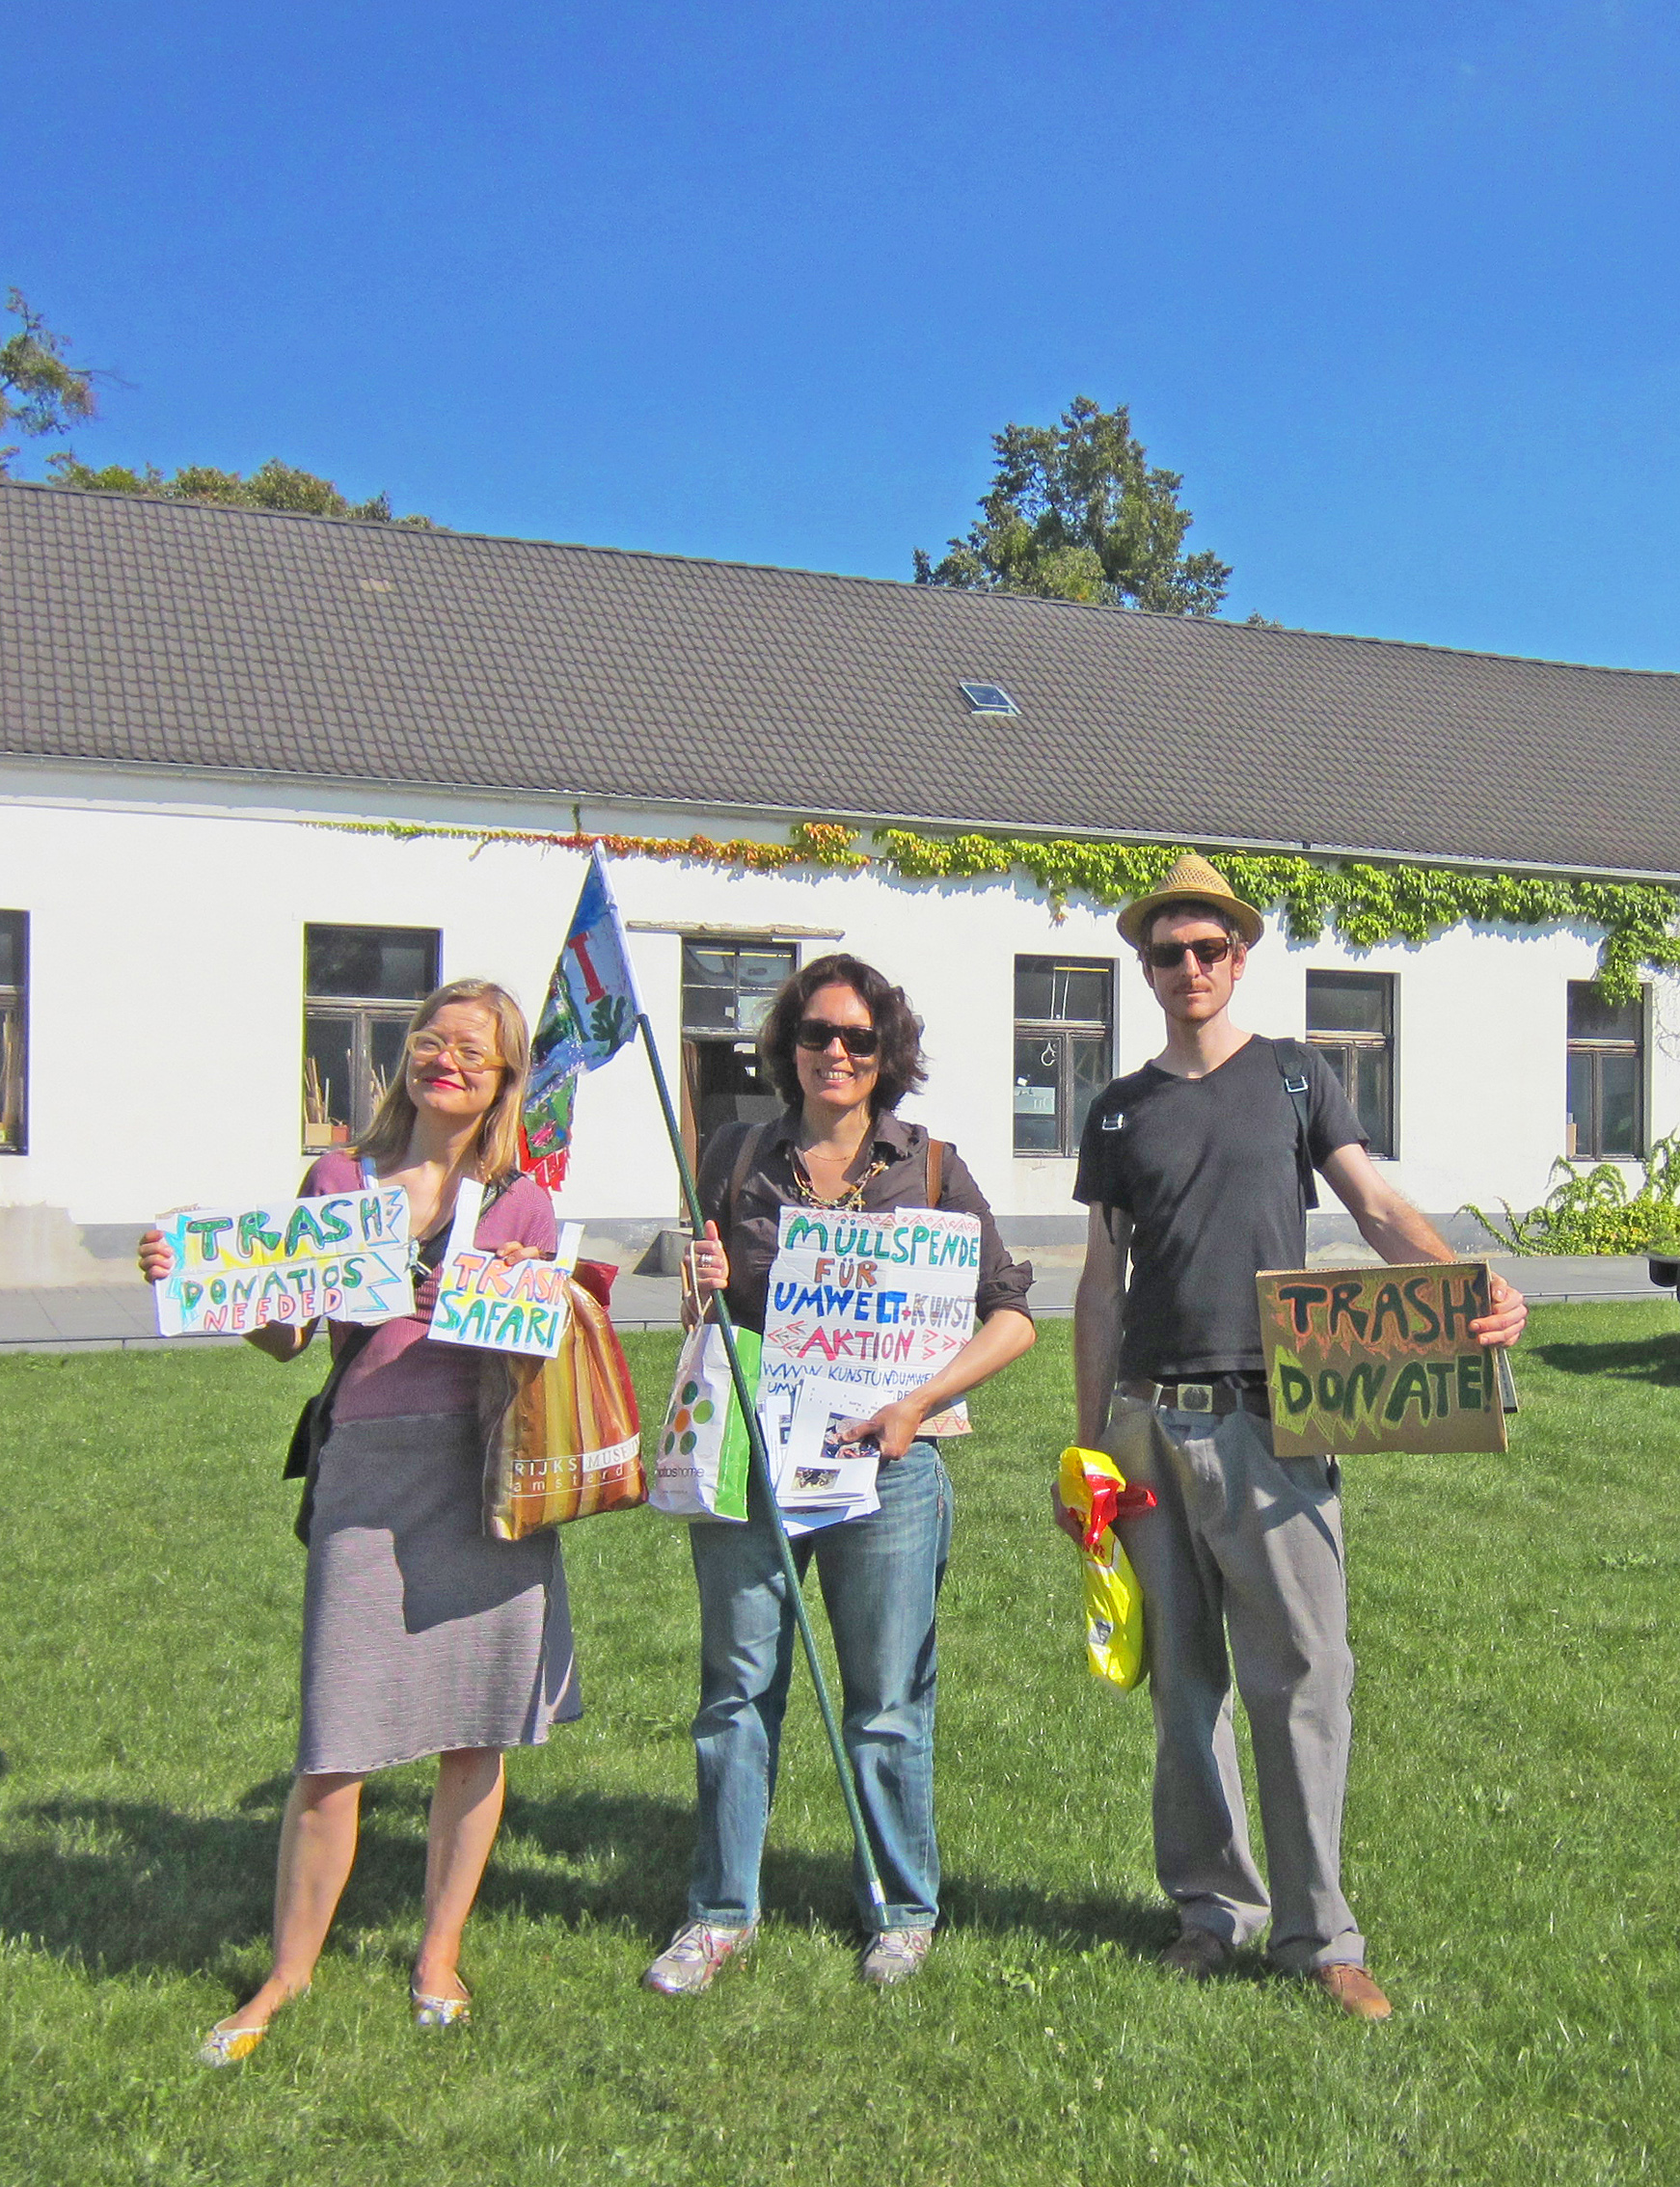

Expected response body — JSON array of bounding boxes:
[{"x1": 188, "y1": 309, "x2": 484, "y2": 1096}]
[{"x1": 522, "y1": 845, "x2": 642, "y2": 1187}]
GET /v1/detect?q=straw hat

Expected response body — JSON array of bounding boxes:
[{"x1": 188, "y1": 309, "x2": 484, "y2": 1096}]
[{"x1": 1117, "y1": 852, "x2": 1265, "y2": 949}]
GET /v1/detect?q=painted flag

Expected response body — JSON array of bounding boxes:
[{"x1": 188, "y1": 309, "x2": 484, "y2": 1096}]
[{"x1": 522, "y1": 845, "x2": 643, "y2": 1186}]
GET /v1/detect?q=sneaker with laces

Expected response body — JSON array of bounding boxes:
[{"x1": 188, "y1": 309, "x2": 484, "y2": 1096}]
[
  {"x1": 859, "y1": 1928, "x2": 934, "y2": 1986},
  {"x1": 642, "y1": 1921, "x2": 757, "y2": 1996}
]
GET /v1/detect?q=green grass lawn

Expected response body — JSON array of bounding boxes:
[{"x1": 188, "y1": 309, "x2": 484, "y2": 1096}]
[{"x1": 1, "y1": 1309, "x2": 1677, "y2": 2185}]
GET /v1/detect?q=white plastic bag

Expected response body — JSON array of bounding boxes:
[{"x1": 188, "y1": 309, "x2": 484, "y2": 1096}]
[{"x1": 649, "y1": 1323, "x2": 761, "y2": 1522}]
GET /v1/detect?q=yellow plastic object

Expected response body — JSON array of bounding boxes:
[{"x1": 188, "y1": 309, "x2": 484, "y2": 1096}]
[{"x1": 1058, "y1": 1444, "x2": 1150, "y2": 1693}]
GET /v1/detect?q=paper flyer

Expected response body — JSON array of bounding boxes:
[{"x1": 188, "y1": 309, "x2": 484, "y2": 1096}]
[{"x1": 773, "y1": 1374, "x2": 882, "y2": 1512}]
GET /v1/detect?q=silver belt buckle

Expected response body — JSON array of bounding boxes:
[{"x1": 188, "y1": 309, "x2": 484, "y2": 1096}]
[{"x1": 1175, "y1": 1382, "x2": 1214, "y2": 1414}]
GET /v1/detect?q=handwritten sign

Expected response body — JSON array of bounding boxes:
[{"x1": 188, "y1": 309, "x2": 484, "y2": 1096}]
[
  {"x1": 760, "y1": 1204, "x2": 982, "y2": 1438},
  {"x1": 428, "y1": 1189, "x2": 581, "y2": 1359},
  {"x1": 431, "y1": 1254, "x2": 573, "y2": 1357},
  {"x1": 154, "y1": 1189, "x2": 413, "y2": 1336},
  {"x1": 1256, "y1": 1260, "x2": 1507, "y2": 1457}
]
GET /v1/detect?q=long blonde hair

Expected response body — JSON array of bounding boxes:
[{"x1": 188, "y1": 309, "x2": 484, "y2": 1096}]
[{"x1": 356, "y1": 979, "x2": 532, "y2": 1181}]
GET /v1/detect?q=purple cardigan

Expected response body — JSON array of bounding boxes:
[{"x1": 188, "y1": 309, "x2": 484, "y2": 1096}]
[{"x1": 301, "y1": 1153, "x2": 556, "y2": 1420}]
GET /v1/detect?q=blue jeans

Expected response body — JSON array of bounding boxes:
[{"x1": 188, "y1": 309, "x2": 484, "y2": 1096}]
[{"x1": 686, "y1": 1439, "x2": 953, "y2": 1932}]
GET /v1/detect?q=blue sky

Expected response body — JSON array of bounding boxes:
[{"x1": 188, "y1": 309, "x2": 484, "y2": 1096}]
[{"x1": 8, "y1": 1, "x2": 1678, "y2": 667}]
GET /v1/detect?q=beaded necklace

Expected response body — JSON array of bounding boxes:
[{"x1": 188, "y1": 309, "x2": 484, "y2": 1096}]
[{"x1": 791, "y1": 1149, "x2": 888, "y2": 1212}]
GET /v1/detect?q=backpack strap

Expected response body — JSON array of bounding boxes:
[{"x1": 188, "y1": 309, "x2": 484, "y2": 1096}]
[
  {"x1": 1272, "y1": 1038, "x2": 1320, "y2": 1212},
  {"x1": 924, "y1": 1136, "x2": 946, "y2": 1209},
  {"x1": 725, "y1": 1120, "x2": 769, "y2": 1229},
  {"x1": 1086, "y1": 1080, "x2": 1135, "y2": 1242}
]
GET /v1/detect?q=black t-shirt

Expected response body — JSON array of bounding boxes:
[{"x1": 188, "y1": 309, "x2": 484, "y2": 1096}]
[{"x1": 1073, "y1": 1036, "x2": 1366, "y2": 1381}]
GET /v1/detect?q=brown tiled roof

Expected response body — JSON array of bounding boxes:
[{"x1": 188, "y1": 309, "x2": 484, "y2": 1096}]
[{"x1": 3, "y1": 478, "x2": 1676, "y2": 877}]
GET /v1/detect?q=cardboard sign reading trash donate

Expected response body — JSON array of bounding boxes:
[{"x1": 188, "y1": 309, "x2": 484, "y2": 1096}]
[
  {"x1": 1256, "y1": 1260, "x2": 1507, "y2": 1457},
  {"x1": 154, "y1": 1188, "x2": 413, "y2": 1336},
  {"x1": 760, "y1": 1204, "x2": 982, "y2": 1439}
]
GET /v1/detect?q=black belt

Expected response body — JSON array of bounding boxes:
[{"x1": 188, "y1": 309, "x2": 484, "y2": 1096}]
[{"x1": 1121, "y1": 1377, "x2": 1271, "y2": 1418}]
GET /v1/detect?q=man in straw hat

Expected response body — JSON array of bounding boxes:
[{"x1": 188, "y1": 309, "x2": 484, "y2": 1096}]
[{"x1": 1061, "y1": 853, "x2": 1526, "y2": 2020}]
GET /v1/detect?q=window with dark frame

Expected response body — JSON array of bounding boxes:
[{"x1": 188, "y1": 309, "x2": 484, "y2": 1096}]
[
  {"x1": 680, "y1": 940, "x2": 797, "y2": 1152},
  {"x1": 0, "y1": 910, "x2": 27, "y2": 1154},
  {"x1": 1566, "y1": 982, "x2": 1644, "y2": 1160},
  {"x1": 303, "y1": 925, "x2": 439, "y2": 1150},
  {"x1": 1014, "y1": 957, "x2": 1114, "y2": 1156},
  {"x1": 1306, "y1": 971, "x2": 1395, "y2": 1158},
  {"x1": 680, "y1": 942, "x2": 796, "y2": 1039}
]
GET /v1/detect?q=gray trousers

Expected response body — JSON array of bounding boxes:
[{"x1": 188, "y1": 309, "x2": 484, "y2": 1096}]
[{"x1": 1104, "y1": 1397, "x2": 1364, "y2": 1971}]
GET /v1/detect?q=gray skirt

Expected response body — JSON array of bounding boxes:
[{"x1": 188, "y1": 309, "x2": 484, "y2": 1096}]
[{"x1": 297, "y1": 1412, "x2": 582, "y2": 1775}]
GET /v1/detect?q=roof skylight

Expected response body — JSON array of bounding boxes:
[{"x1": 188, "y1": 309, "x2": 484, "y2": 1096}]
[{"x1": 959, "y1": 681, "x2": 1017, "y2": 715}]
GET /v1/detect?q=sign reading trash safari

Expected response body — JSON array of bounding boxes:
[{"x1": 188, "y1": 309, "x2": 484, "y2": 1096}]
[{"x1": 1256, "y1": 1260, "x2": 1507, "y2": 1456}]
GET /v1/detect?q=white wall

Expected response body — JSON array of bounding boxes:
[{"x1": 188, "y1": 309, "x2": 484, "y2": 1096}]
[{"x1": 3, "y1": 760, "x2": 1674, "y2": 1234}]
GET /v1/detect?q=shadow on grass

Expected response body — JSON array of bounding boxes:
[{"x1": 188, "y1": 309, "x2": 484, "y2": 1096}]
[
  {"x1": 0, "y1": 1779, "x2": 1167, "y2": 1978},
  {"x1": 1530, "y1": 1332, "x2": 1680, "y2": 1385},
  {"x1": 503, "y1": 1785, "x2": 1172, "y2": 1958}
]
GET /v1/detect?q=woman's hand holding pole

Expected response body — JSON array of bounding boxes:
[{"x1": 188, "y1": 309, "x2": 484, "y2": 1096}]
[{"x1": 681, "y1": 1221, "x2": 730, "y2": 1331}]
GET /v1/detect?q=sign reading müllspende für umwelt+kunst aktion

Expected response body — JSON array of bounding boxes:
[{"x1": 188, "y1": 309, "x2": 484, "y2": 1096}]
[{"x1": 760, "y1": 1203, "x2": 982, "y2": 1440}]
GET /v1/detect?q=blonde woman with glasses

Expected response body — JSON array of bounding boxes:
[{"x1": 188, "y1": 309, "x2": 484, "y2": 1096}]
[{"x1": 139, "y1": 979, "x2": 578, "y2": 2061}]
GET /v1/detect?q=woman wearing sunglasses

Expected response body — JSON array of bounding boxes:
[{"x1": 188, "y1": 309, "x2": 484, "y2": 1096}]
[
  {"x1": 644, "y1": 953, "x2": 1036, "y2": 1995},
  {"x1": 138, "y1": 980, "x2": 578, "y2": 2061}
]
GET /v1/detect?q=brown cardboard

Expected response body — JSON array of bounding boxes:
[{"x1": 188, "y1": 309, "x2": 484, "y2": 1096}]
[{"x1": 1255, "y1": 1260, "x2": 1509, "y2": 1457}]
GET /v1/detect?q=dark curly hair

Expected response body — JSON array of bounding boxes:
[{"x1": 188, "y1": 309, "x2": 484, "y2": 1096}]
[{"x1": 759, "y1": 953, "x2": 928, "y2": 1114}]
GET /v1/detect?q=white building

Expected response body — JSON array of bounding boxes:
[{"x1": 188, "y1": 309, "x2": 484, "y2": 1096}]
[{"x1": 3, "y1": 480, "x2": 1677, "y2": 1277}]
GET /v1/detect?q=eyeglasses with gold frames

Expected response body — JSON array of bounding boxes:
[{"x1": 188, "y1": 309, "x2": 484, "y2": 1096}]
[{"x1": 406, "y1": 1030, "x2": 505, "y2": 1073}]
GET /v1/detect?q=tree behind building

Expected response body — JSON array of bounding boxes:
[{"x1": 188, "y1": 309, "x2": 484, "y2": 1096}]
[{"x1": 914, "y1": 395, "x2": 1231, "y2": 615}]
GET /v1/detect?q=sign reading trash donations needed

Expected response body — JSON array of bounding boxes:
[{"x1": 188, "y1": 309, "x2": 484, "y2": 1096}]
[
  {"x1": 153, "y1": 1188, "x2": 413, "y2": 1337},
  {"x1": 760, "y1": 1204, "x2": 982, "y2": 1441},
  {"x1": 1256, "y1": 1259, "x2": 1507, "y2": 1457},
  {"x1": 429, "y1": 1184, "x2": 584, "y2": 1360}
]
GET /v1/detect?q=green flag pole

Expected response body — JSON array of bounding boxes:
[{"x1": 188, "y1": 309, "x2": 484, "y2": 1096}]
[{"x1": 634, "y1": 1012, "x2": 888, "y2": 1920}]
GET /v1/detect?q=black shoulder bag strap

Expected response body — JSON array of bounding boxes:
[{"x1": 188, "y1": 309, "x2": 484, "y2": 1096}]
[
  {"x1": 282, "y1": 1322, "x2": 376, "y2": 1484},
  {"x1": 1272, "y1": 1038, "x2": 1320, "y2": 1211}
]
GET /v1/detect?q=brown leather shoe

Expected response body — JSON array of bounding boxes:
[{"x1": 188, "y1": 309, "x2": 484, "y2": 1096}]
[
  {"x1": 1309, "y1": 1963, "x2": 1392, "y2": 2020},
  {"x1": 1159, "y1": 1929, "x2": 1233, "y2": 1981}
]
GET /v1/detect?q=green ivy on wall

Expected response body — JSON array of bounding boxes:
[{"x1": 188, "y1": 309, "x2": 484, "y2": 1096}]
[
  {"x1": 872, "y1": 829, "x2": 1680, "y2": 999},
  {"x1": 315, "y1": 816, "x2": 1680, "y2": 999}
]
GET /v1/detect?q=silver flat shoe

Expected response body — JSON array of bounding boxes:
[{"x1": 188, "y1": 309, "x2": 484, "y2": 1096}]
[
  {"x1": 196, "y1": 1983, "x2": 310, "y2": 2066},
  {"x1": 411, "y1": 1984, "x2": 472, "y2": 2029}
]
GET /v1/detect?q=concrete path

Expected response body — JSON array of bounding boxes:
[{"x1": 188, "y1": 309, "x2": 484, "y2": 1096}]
[{"x1": 0, "y1": 1254, "x2": 1668, "y2": 1353}]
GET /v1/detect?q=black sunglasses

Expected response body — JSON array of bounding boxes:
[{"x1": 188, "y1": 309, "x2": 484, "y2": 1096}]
[
  {"x1": 795, "y1": 1017, "x2": 881, "y2": 1058},
  {"x1": 1145, "y1": 936, "x2": 1235, "y2": 969}
]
